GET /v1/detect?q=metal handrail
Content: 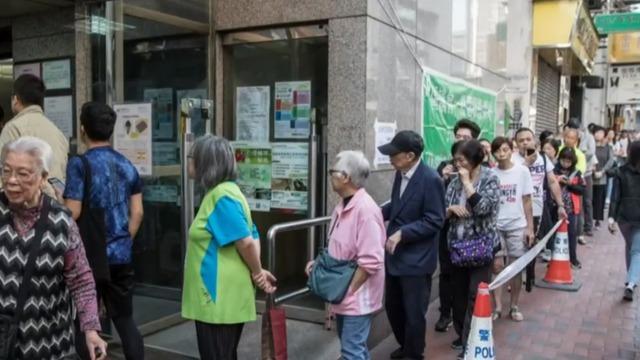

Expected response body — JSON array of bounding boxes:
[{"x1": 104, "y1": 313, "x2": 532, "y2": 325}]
[
  {"x1": 266, "y1": 200, "x2": 389, "y2": 305},
  {"x1": 267, "y1": 216, "x2": 331, "y2": 304}
]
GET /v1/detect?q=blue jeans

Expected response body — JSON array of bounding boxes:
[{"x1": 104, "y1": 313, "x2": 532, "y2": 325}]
[
  {"x1": 336, "y1": 314, "x2": 372, "y2": 360},
  {"x1": 620, "y1": 223, "x2": 640, "y2": 286},
  {"x1": 607, "y1": 178, "x2": 613, "y2": 202}
]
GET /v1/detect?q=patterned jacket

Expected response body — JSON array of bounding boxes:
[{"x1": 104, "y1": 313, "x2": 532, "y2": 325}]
[{"x1": 445, "y1": 166, "x2": 501, "y2": 250}]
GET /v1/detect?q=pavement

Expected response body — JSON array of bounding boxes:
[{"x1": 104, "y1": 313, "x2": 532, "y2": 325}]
[{"x1": 371, "y1": 223, "x2": 640, "y2": 360}]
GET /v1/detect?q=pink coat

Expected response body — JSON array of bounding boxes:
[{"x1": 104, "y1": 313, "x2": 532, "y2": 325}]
[{"x1": 328, "y1": 188, "x2": 386, "y2": 316}]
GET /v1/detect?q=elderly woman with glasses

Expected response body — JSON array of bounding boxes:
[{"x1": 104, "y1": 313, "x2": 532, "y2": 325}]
[
  {"x1": 305, "y1": 151, "x2": 386, "y2": 359},
  {"x1": 181, "y1": 134, "x2": 276, "y2": 359},
  {"x1": 0, "y1": 137, "x2": 106, "y2": 359}
]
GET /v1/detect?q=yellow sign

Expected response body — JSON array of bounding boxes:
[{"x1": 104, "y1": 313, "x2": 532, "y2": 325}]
[
  {"x1": 609, "y1": 32, "x2": 640, "y2": 64},
  {"x1": 571, "y1": 2, "x2": 598, "y2": 72},
  {"x1": 533, "y1": 0, "x2": 577, "y2": 47}
]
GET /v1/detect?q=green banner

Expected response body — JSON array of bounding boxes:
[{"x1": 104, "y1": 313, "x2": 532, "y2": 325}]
[
  {"x1": 422, "y1": 69, "x2": 496, "y2": 168},
  {"x1": 594, "y1": 13, "x2": 640, "y2": 35}
]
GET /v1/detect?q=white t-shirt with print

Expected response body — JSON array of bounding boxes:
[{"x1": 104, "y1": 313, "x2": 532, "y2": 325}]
[
  {"x1": 511, "y1": 152, "x2": 553, "y2": 217},
  {"x1": 495, "y1": 164, "x2": 534, "y2": 231}
]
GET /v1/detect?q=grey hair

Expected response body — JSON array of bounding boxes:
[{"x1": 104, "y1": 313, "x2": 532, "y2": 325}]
[
  {"x1": 191, "y1": 134, "x2": 237, "y2": 190},
  {"x1": 334, "y1": 150, "x2": 370, "y2": 188},
  {"x1": 1, "y1": 136, "x2": 53, "y2": 175}
]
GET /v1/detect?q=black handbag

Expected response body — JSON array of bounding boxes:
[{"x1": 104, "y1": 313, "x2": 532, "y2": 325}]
[
  {"x1": 0, "y1": 196, "x2": 51, "y2": 359},
  {"x1": 76, "y1": 156, "x2": 110, "y2": 282}
]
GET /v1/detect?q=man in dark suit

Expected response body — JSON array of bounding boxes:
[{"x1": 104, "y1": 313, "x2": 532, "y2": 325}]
[{"x1": 378, "y1": 130, "x2": 446, "y2": 360}]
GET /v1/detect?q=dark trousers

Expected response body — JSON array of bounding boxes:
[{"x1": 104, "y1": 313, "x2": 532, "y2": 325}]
[
  {"x1": 568, "y1": 213, "x2": 578, "y2": 264},
  {"x1": 592, "y1": 184, "x2": 607, "y2": 222},
  {"x1": 451, "y1": 264, "x2": 491, "y2": 347},
  {"x1": 195, "y1": 321, "x2": 245, "y2": 360},
  {"x1": 583, "y1": 175, "x2": 594, "y2": 232},
  {"x1": 438, "y1": 223, "x2": 453, "y2": 317},
  {"x1": 385, "y1": 274, "x2": 432, "y2": 359}
]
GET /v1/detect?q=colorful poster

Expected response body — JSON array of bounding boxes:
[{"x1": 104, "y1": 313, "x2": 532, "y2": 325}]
[
  {"x1": 271, "y1": 143, "x2": 309, "y2": 211},
  {"x1": 144, "y1": 88, "x2": 174, "y2": 140},
  {"x1": 274, "y1": 81, "x2": 311, "y2": 139},
  {"x1": 236, "y1": 86, "x2": 270, "y2": 141},
  {"x1": 13, "y1": 63, "x2": 40, "y2": 79},
  {"x1": 42, "y1": 59, "x2": 71, "y2": 90},
  {"x1": 232, "y1": 142, "x2": 272, "y2": 212},
  {"x1": 176, "y1": 89, "x2": 208, "y2": 134},
  {"x1": 374, "y1": 120, "x2": 397, "y2": 168},
  {"x1": 113, "y1": 103, "x2": 153, "y2": 176},
  {"x1": 43, "y1": 95, "x2": 73, "y2": 138},
  {"x1": 422, "y1": 67, "x2": 497, "y2": 168}
]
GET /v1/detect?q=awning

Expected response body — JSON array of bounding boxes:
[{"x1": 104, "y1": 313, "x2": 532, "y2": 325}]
[{"x1": 533, "y1": 0, "x2": 598, "y2": 75}]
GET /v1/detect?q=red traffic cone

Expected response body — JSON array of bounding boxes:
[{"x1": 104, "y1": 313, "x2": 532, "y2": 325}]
[
  {"x1": 464, "y1": 282, "x2": 495, "y2": 360},
  {"x1": 535, "y1": 220, "x2": 581, "y2": 291}
]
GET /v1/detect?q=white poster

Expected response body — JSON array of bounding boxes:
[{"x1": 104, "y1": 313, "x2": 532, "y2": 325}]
[
  {"x1": 271, "y1": 143, "x2": 308, "y2": 211},
  {"x1": 144, "y1": 88, "x2": 174, "y2": 140},
  {"x1": 274, "y1": 81, "x2": 311, "y2": 139},
  {"x1": 235, "y1": 86, "x2": 270, "y2": 141},
  {"x1": 113, "y1": 103, "x2": 153, "y2": 176},
  {"x1": 42, "y1": 59, "x2": 71, "y2": 90},
  {"x1": 13, "y1": 63, "x2": 40, "y2": 79},
  {"x1": 374, "y1": 120, "x2": 397, "y2": 168},
  {"x1": 607, "y1": 64, "x2": 640, "y2": 104},
  {"x1": 43, "y1": 96, "x2": 74, "y2": 138}
]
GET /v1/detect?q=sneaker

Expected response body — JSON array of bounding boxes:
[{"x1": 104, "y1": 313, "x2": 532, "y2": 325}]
[
  {"x1": 595, "y1": 220, "x2": 601, "y2": 229},
  {"x1": 509, "y1": 306, "x2": 524, "y2": 322},
  {"x1": 578, "y1": 236, "x2": 587, "y2": 245},
  {"x1": 571, "y1": 261, "x2": 582, "y2": 269},
  {"x1": 451, "y1": 338, "x2": 463, "y2": 351},
  {"x1": 434, "y1": 315, "x2": 452, "y2": 332},
  {"x1": 624, "y1": 287, "x2": 634, "y2": 302}
]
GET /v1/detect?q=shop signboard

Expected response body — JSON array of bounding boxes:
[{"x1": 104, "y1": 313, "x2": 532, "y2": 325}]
[
  {"x1": 594, "y1": 12, "x2": 640, "y2": 35},
  {"x1": 422, "y1": 67, "x2": 497, "y2": 168},
  {"x1": 271, "y1": 143, "x2": 309, "y2": 211},
  {"x1": 274, "y1": 81, "x2": 311, "y2": 139},
  {"x1": 236, "y1": 86, "x2": 270, "y2": 142},
  {"x1": 570, "y1": 3, "x2": 598, "y2": 73},
  {"x1": 607, "y1": 64, "x2": 640, "y2": 104},
  {"x1": 609, "y1": 32, "x2": 640, "y2": 64},
  {"x1": 113, "y1": 103, "x2": 153, "y2": 176},
  {"x1": 232, "y1": 142, "x2": 272, "y2": 212}
]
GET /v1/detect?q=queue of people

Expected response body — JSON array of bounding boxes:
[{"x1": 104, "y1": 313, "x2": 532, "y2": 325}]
[{"x1": 0, "y1": 72, "x2": 638, "y2": 360}]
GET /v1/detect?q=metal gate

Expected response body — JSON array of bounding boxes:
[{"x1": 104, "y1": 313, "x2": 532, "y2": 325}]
[{"x1": 536, "y1": 58, "x2": 561, "y2": 134}]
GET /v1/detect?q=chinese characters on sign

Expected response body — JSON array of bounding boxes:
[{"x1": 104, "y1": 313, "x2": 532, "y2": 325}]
[
  {"x1": 232, "y1": 142, "x2": 272, "y2": 212},
  {"x1": 236, "y1": 86, "x2": 270, "y2": 142},
  {"x1": 274, "y1": 81, "x2": 311, "y2": 139}
]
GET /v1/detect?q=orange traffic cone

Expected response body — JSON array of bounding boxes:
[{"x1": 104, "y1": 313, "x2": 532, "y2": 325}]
[
  {"x1": 464, "y1": 282, "x2": 495, "y2": 360},
  {"x1": 535, "y1": 220, "x2": 582, "y2": 291}
]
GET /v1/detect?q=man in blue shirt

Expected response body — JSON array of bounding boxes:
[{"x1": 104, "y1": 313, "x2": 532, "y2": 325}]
[{"x1": 64, "y1": 102, "x2": 144, "y2": 360}]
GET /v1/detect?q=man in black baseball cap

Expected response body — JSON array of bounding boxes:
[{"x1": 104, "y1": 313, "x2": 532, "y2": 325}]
[{"x1": 378, "y1": 130, "x2": 445, "y2": 359}]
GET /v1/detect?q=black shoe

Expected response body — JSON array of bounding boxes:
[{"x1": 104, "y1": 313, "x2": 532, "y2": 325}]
[
  {"x1": 390, "y1": 347, "x2": 405, "y2": 359},
  {"x1": 624, "y1": 287, "x2": 634, "y2": 302},
  {"x1": 595, "y1": 221, "x2": 601, "y2": 229},
  {"x1": 584, "y1": 230, "x2": 594, "y2": 237},
  {"x1": 571, "y1": 261, "x2": 582, "y2": 269},
  {"x1": 451, "y1": 338, "x2": 463, "y2": 351},
  {"x1": 456, "y1": 349, "x2": 466, "y2": 360},
  {"x1": 434, "y1": 315, "x2": 453, "y2": 332}
]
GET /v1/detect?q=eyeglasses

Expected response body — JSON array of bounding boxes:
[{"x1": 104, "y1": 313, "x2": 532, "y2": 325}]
[
  {"x1": 1, "y1": 167, "x2": 37, "y2": 183},
  {"x1": 329, "y1": 169, "x2": 347, "y2": 177}
]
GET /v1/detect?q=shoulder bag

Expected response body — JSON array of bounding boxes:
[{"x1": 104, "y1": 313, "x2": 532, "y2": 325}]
[
  {"x1": 449, "y1": 227, "x2": 494, "y2": 267},
  {"x1": 307, "y1": 219, "x2": 357, "y2": 304},
  {"x1": 76, "y1": 155, "x2": 110, "y2": 282},
  {"x1": 0, "y1": 196, "x2": 51, "y2": 359}
]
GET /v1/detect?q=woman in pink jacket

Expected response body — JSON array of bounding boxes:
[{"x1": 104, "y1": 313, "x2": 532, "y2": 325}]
[{"x1": 306, "y1": 150, "x2": 386, "y2": 360}]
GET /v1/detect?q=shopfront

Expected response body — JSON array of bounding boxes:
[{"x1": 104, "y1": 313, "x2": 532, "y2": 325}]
[{"x1": 531, "y1": 0, "x2": 598, "y2": 132}]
